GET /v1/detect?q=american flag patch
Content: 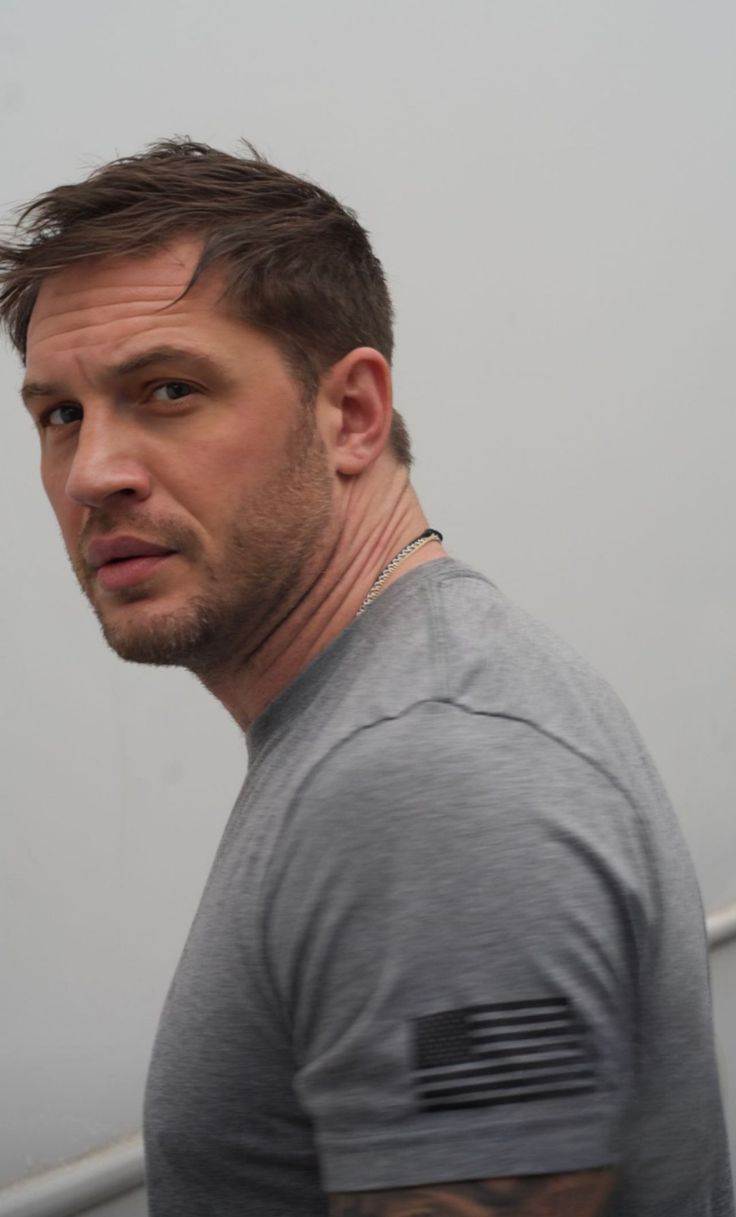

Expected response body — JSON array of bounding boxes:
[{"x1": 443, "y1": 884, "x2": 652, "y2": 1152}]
[{"x1": 412, "y1": 997, "x2": 597, "y2": 1112}]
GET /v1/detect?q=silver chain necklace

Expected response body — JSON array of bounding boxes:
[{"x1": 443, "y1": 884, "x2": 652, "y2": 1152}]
[{"x1": 356, "y1": 528, "x2": 443, "y2": 616}]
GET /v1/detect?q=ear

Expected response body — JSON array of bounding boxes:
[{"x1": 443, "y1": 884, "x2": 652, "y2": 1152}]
[{"x1": 318, "y1": 347, "x2": 393, "y2": 475}]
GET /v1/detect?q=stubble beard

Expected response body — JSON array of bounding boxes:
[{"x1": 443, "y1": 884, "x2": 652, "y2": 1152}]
[{"x1": 70, "y1": 413, "x2": 336, "y2": 675}]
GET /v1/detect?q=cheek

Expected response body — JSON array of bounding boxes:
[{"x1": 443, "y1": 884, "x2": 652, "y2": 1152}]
[
  {"x1": 175, "y1": 426, "x2": 288, "y2": 507},
  {"x1": 40, "y1": 460, "x2": 64, "y2": 516}
]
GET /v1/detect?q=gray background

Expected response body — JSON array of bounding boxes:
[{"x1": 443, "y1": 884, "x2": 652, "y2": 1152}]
[{"x1": 1, "y1": 0, "x2": 734, "y2": 1209}]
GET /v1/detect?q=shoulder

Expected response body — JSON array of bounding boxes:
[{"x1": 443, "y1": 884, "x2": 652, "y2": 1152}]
[
  {"x1": 357, "y1": 560, "x2": 640, "y2": 777},
  {"x1": 267, "y1": 700, "x2": 647, "y2": 933},
  {"x1": 288, "y1": 697, "x2": 637, "y2": 839}
]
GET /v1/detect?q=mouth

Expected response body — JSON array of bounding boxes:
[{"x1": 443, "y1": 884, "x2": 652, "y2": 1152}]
[
  {"x1": 95, "y1": 552, "x2": 177, "y2": 593},
  {"x1": 86, "y1": 535, "x2": 179, "y2": 593}
]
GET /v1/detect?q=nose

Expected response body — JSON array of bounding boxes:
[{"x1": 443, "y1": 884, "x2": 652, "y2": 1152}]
[{"x1": 64, "y1": 413, "x2": 153, "y2": 508}]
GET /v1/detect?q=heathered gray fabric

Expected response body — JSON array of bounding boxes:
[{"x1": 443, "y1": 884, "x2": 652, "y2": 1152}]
[{"x1": 144, "y1": 559, "x2": 733, "y2": 1215}]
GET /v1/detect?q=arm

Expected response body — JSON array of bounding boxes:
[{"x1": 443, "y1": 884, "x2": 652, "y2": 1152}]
[
  {"x1": 330, "y1": 1168, "x2": 616, "y2": 1216},
  {"x1": 269, "y1": 708, "x2": 634, "y2": 1205}
]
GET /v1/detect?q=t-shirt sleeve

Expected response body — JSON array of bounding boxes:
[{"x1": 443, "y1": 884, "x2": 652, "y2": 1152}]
[{"x1": 264, "y1": 700, "x2": 645, "y2": 1192}]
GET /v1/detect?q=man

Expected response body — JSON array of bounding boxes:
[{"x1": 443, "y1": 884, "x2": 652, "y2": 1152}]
[{"x1": 1, "y1": 139, "x2": 732, "y2": 1216}]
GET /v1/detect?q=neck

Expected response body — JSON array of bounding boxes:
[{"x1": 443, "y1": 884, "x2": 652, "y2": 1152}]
[{"x1": 199, "y1": 465, "x2": 446, "y2": 731}]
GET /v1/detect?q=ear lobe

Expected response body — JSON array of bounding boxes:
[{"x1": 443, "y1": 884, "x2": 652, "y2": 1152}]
[{"x1": 325, "y1": 347, "x2": 393, "y2": 476}]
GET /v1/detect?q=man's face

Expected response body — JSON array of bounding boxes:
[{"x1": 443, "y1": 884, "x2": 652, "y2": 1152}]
[{"x1": 23, "y1": 239, "x2": 337, "y2": 672}]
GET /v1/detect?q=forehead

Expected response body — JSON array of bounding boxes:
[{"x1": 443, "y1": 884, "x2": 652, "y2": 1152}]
[{"x1": 26, "y1": 238, "x2": 223, "y2": 365}]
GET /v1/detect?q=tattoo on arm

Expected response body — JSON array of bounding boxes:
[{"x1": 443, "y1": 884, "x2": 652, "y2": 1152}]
[{"x1": 329, "y1": 1168, "x2": 616, "y2": 1217}]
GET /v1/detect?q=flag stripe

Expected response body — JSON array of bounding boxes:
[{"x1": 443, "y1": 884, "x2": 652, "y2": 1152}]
[
  {"x1": 423, "y1": 1083, "x2": 597, "y2": 1113},
  {"x1": 469, "y1": 1012, "x2": 573, "y2": 1027},
  {"x1": 470, "y1": 1025, "x2": 583, "y2": 1045},
  {"x1": 420, "y1": 1065, "x2": 596, "y2": 1100},
  {"x1": 466, "y1": 999, "x2": 570, "y2": 1013},
  {"x1": 416, "y1": 1052, "x2": 590, "y2": 1086},
  {"x1": 415, "y1": 1037, "x2": 584, "y2": 1074}
]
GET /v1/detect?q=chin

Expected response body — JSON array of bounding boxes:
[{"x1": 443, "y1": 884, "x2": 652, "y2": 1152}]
[{"x1": 97, "y1": 600, "x2": 225, "y2": 669}]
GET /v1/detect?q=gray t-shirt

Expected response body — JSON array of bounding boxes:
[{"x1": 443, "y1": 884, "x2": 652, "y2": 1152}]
[{"x1": 144, "y1": 559, "x2": 733, "y2": 1215}]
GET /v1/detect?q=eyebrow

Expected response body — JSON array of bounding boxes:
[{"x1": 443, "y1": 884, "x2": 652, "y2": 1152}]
[{"x1": 21, "y1": 345, "x2": 220, "y2": 407}]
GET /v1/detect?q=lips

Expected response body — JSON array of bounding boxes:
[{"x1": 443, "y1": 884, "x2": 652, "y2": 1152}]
[
  {"x1": 84, "y1": 534, "x2": 180, "y2": 593},
  {"x1": 86, "y1": 535, "x2": 177, "y2": 570}
]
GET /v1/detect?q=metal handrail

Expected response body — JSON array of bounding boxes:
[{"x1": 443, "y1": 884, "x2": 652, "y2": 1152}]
[
  {"x1": 0, "y1": 1135, "x2": 143, "y2": 1217},
  {"x1": 1, "y1": 903, "x2": 734, "y2": 1217},
  {"x1": 707, "y1": 902, "x2": 736, "y2": 949}
]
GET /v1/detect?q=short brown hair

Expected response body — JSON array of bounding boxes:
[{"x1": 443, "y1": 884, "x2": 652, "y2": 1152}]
[{"x1": 0, "y1": 138, "x2": 412, "y2": 466}]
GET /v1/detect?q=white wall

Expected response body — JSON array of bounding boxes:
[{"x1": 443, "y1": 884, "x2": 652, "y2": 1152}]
[{"x1": 1, "y1": 0, "x2": 734, "y2": 1195}]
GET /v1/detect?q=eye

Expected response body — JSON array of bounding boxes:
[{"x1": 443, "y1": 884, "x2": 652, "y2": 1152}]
[
  {"x1": 45, "y1": 403, "x2": 83, "y2": 427},
  {"x1": 151, "y1": 381, "x2": 194, "y2": 401}
]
